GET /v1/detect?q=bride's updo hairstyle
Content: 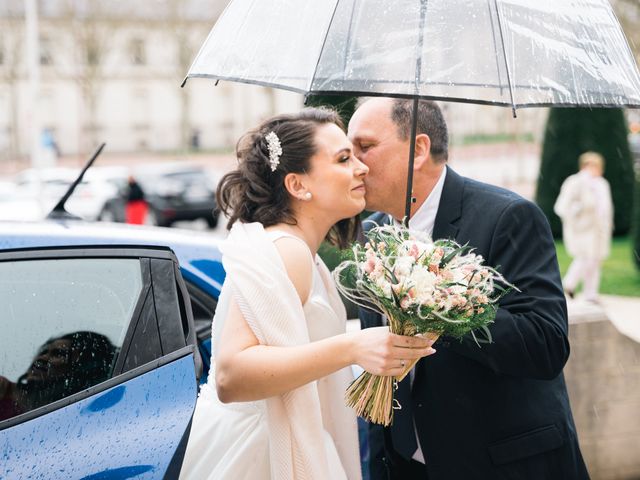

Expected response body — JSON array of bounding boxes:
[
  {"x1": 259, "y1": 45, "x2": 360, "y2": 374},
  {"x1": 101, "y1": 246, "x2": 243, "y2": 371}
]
[{"x1": 216, "y1": 107, "x2": 359, "y2": 248}]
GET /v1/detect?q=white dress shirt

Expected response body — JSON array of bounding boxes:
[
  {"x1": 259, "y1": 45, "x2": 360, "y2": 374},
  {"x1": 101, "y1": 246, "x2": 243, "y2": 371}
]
[
  {"x1": 405, "y1": 167, "x2": 447, "y2": 236},
  {"x1": 394, "y1": 166, "x2": 447, "y2": 464}
]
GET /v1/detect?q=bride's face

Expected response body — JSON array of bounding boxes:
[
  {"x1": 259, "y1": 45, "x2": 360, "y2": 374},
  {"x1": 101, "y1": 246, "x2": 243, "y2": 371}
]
[{"x1": 303, "y1": 123, "x2": 369, "y2": 220}]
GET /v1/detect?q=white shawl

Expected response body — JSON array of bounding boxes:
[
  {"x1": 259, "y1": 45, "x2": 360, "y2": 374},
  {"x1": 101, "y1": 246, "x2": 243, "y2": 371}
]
[{"x1": 216, "y1": 222, "x2": 359, "y2": 480}]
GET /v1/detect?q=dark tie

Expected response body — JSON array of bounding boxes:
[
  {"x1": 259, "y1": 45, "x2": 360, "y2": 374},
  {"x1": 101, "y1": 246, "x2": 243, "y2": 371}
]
[{"x1": 390, "y1": 376, "x2": 418, "y2": 460}]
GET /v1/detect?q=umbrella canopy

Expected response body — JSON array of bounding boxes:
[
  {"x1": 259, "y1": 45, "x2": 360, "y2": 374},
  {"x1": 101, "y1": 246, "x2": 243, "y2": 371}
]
[
  {"x1": 184, "y1": 0, "x2": 640, "y2": 221},
  {"x1": 185, "y1": 0, "x2": 640, "y2": 110}
]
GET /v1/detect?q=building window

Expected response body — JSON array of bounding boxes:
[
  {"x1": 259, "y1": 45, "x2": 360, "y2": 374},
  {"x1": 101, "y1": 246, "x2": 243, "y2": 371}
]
[
  {"x1": 86, "y1": 44, "x2": 99, "y2": 66},
  {"x1": 130, "y1": 38, "x2": 145, "y2": 65},
  {"x1": 39, "y1": 37, "x2": 53, "y2": 65}
]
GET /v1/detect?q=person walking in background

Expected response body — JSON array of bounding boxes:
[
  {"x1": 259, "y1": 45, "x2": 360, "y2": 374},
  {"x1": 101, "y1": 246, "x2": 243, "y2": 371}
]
[
  {"x1": 554, "y1": 151, "x2": 614, "y2": 304},
  {"x1": 40, "y1": 128, "x2": 60, "y2": 167},
  {"x1": 125, "y1": 176, "x2": 148, "y2": 225}
]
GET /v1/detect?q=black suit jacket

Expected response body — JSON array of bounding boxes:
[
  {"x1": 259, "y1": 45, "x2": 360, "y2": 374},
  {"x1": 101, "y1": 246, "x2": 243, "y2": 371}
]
[{"x1": 360, "y1": 167, "x2": 589, "y2": 480}]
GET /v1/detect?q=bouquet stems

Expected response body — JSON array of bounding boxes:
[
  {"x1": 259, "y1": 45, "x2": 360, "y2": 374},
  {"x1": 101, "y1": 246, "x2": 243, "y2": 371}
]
[
  {"x1": 345, "y1": 310, "x2": 441, "y2": 426},
  {"x1": 345, "y1": 373, "x2": 395, "y2": 425}
]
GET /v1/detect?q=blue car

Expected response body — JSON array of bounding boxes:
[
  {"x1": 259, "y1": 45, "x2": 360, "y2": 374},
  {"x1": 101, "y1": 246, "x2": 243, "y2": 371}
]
[{"x1": 0, "y1": 220, "x2": 225, "y2": 479}]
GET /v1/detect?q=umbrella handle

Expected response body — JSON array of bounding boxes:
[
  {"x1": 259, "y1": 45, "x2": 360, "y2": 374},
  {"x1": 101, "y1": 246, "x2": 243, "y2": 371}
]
[{"x1": 404, "y1": 97, "x2": 419, "y2": 224}]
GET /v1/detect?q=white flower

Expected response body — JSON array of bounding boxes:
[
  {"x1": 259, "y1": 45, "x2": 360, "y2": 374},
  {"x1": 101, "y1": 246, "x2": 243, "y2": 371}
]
[
  {"x1": 409, "y1": 267, "x2": 438, "y2": 304},
  {"x1": 393, "y1": 256, "x2": 414, "y2": 278},
  {"x1": 450, "y1": 266, "x2": 472, "y2": 288},
  {"x1": 400, "y1": 239, "x2": 432, "y2": 261},
  {"x1": 374, "y1": 276, "x2": 393, "y2": 298}
]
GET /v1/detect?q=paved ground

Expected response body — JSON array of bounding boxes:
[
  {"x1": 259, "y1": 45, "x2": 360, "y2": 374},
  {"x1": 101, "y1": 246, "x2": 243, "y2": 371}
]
[{"x1": 564, "y1": 295, "x2": 640, "y2": 479}]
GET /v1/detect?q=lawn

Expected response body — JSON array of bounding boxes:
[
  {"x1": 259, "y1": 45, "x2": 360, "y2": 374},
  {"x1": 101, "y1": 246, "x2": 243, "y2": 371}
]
[{"x1": 555, "y1": 236, "x2": 640, "y2": 297}]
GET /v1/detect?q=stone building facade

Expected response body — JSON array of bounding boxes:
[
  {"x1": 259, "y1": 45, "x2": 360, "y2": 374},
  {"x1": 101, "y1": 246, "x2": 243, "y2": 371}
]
[
  {"x1": 7, "y1": 0, "x2": 638, "y2": 162},
  {"x1": 0, "y1": 0, "x2": 302, "y2": 161}
]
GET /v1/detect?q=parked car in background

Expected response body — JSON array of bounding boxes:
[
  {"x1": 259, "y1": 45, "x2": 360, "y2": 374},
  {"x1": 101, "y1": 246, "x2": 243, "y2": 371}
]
[
  {"x1": 2, "y1": 163, "x2": 219, "y2": 229},
  {"x1": 0, "y1": 220, "x2": 223, "y2": 479},
  {"x1": 98, "y1": 164, "x2": 219, "y2": 228},
  {"x1": 12, "y1": 168, "x2": 78, "y2": 197},
  {"x1": 4, "y1": 167, "x2": 123, "y2": 222},
  {"x1": 0, "y1": 180, "x2": 45, "y2": 221}
]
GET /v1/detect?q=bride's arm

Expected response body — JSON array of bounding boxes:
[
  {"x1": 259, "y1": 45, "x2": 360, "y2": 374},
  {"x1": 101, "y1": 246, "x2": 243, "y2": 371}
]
[
  {"x1": 215, "y1": 238, "x2": 435, "y2": 403},
  {"x1": 215, "y1": 299, "x2": 434, "y2": 403}
]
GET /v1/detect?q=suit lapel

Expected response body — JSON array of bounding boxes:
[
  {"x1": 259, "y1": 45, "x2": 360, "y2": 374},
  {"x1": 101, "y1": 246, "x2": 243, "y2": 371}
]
[
  {"x1": 432, "y1": 166, "x2": 464, "y2": 241},
  {"x1": 413, "y1": 167, "x2": 464, "y2": 393}
]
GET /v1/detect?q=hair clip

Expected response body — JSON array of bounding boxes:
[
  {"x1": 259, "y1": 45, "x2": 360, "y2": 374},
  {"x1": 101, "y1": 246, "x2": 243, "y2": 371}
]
[{"x1": 265, "y1": 131, "x2": 282, "y2": 172}]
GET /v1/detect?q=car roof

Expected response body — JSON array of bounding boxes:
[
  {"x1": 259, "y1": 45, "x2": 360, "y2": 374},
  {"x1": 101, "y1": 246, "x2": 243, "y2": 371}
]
[
  {"x1": 13, "y1": 167, "x2": 79, "y2": 181},
  {"x1": 0, "y1": 220, "x2": 225, "y2": 297}
]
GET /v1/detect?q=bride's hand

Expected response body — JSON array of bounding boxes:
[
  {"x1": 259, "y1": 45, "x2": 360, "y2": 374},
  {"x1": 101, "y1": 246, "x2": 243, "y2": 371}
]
[{"x1": 349, "y1": 327, "x2": 437, "y2": 376}]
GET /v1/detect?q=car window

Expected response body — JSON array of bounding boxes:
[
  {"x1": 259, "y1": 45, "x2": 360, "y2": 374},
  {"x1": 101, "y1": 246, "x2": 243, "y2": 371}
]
[
  {"x1": 0, "y1": 258, "x2": 143, "y2": 422},
  {"x1": 191, "y1": 297, "x2": 213, "y2": 324},
  {"x1": 162, "y1": 171, "x2": 208, "y2": 184},
  {"x1": 185, "y1": 282, "x2": 216, "y2": 384},
  {"x1": 184, "y1": 282, "x2": 216, "y2": 337},
  {"x1": 162, "y1": 170, "x2": 201, "y2": 178}
]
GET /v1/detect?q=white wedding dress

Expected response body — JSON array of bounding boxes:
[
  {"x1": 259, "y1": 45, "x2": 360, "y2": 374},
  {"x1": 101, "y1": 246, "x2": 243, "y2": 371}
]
[{"x1": 179, "y1": 229, "x2": 361, "y2": 480}]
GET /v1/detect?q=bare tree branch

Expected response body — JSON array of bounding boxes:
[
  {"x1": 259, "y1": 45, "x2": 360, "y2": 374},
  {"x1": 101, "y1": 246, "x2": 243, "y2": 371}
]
[{"x1": 0, "y1": 5, "x2": 24, "y2": 161}]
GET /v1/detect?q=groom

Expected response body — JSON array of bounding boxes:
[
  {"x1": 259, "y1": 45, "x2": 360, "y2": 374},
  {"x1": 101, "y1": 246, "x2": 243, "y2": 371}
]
[{"x1": 348, "y1": 98, "x2": 589, "y2": 480}]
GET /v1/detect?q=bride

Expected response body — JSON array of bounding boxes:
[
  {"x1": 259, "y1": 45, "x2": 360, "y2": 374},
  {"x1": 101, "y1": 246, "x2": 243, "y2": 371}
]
[{"x1": 179, "y1": 107, "x2": 436, "y2": 480}]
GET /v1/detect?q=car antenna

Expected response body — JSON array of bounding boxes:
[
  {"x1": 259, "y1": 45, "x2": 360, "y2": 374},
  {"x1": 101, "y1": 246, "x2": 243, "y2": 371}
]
[{"x1": 46, "y1": 142, "x2": 106, "y2": 220}]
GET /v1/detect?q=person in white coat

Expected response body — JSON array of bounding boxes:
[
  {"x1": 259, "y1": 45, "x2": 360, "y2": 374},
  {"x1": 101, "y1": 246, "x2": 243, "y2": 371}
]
[{"x1": 554, "y1": 151, "x2": 614, "y2": 303}]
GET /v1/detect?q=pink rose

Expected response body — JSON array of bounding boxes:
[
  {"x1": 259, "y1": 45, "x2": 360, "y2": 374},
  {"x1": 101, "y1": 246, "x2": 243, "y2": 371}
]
[{"x1": 364, "y1": 257, "x2": 376, "y2": 274}]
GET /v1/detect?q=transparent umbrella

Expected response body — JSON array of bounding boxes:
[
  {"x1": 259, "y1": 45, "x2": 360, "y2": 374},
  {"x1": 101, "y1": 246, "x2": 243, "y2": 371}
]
[{"x1": 184, "y1": 0, "x2": 640, "y2": 220}]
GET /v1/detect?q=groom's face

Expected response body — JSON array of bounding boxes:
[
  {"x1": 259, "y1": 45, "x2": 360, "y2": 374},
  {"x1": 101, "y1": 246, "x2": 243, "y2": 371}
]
[{"x1": 348, "y1": 98, "x2": 409, "y2": 218}]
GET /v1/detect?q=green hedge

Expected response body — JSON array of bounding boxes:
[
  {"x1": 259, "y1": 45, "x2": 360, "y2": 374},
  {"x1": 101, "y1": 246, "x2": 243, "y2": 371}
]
[{"x1": 535, "y1": 108, "x2": 635, "y2": 237}]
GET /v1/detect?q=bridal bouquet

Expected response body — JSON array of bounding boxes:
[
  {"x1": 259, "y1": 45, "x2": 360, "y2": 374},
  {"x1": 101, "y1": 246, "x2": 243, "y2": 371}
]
[{"x1": 333, "y1": 223, "x2": 516, "y2": 426}]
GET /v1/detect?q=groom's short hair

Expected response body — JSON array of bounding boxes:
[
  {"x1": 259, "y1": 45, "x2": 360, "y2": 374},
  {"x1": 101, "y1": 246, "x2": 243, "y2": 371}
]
[{"x1": 391, "y1": 99, "x2": 449, "y2": 164}]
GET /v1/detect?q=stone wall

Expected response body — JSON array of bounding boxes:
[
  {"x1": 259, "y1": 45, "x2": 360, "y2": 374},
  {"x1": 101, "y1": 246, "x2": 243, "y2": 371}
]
[{"x1": 565, "y1": 318, "x2": 640, "y2": 479}]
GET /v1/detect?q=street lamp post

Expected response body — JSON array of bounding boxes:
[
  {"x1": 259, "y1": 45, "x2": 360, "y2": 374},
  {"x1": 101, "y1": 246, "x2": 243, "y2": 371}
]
[{"x1": 25, "y1": 0, "x2": 41, "y2": 170}]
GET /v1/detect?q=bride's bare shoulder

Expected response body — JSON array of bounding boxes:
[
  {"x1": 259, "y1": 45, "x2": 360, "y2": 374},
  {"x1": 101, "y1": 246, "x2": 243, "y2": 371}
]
[{"x1": 271, "y1": 235, "x2": 313, "y2": 305}]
